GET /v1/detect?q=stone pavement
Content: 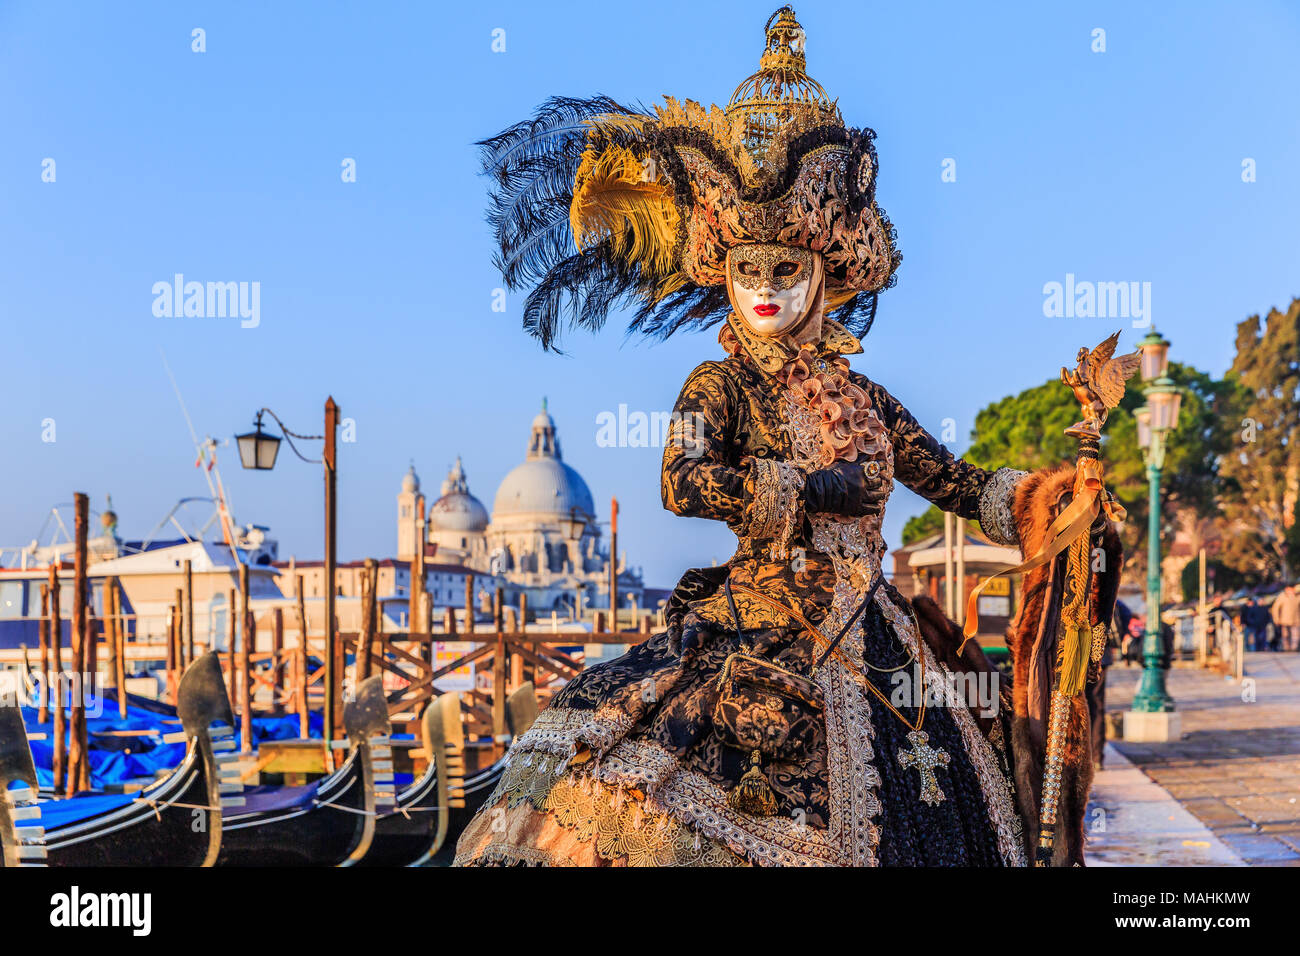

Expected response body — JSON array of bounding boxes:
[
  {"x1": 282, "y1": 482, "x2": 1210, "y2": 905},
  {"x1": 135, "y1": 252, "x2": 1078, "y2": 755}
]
[
  {"x1": 1086, "y1": 746, "x2": 1242, "y2": 865},
  {"x1": 1098, "y1": 652, "x2": 1300, "y2": 866}
]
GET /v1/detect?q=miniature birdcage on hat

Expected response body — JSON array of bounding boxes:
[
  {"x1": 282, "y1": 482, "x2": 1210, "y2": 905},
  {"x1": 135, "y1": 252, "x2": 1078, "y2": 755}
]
[{"x1": 725, "y1": 6, "x2": 842, "y2": 166}]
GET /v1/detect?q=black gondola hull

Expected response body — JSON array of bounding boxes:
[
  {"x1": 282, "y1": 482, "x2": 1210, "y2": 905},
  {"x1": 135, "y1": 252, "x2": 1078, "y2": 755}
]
[
  {"x1": 216, "y1": 750, "x2": 370, "y2": 867},
  {"x1": 43, "y1": 745, "x2": 215, "y2": 867}
]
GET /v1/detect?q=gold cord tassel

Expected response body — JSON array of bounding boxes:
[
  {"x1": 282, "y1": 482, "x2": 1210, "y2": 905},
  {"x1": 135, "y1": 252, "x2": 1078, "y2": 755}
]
[
  {"x1": 727, "y1": 751, "x2": 778, "y2": 816},
  {"x1": 1056, "y1": 533, "x2": 1094, "y2": 698}
]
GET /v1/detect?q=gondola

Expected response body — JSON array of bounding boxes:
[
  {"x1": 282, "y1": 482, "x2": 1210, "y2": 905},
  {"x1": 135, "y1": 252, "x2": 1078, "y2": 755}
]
[
  {"x1": 419, "y1": 682, "x2": 537, "y2": 866},
  {"x1": 19, "y1": 648, "x2": 198, "y2": 799},
  {"x1": 215, "y1": 675, "x2": 391, "y2": 867},
  {"x1": 360, "y1": 690, "x2": 455, "y2": 866},
  {"x1": 19, "y1": 650, "x2": 318, "y2": 800},
  {"x1": 0, "y1": 652, "x2": 234, "y2": 867}
]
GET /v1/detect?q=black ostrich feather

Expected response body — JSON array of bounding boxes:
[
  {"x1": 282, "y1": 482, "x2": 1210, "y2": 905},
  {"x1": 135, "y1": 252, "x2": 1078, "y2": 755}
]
[
  {"x1": 479, "y1": 96, "x2": 644, "y2": 292},
  {"x1": 519, "y1": 242, "x2": 639, "y2": 351}
]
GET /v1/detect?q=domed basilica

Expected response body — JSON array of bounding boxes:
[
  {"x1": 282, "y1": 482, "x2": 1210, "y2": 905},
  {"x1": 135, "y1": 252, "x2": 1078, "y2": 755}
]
[{"x1": 397, "y1": 402, "x2": 642, "y2": 615}]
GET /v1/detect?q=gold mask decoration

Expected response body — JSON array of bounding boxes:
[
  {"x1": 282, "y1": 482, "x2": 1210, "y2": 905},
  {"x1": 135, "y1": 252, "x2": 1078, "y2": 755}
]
[{"x1": 728, "y1": 244, "x2": 815, "y2": 291}]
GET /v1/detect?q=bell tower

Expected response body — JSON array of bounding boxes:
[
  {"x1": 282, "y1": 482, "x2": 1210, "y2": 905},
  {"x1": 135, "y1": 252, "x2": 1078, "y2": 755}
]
[{"x1": 396, "y1": 463, "x2": 422, "y2": 560}]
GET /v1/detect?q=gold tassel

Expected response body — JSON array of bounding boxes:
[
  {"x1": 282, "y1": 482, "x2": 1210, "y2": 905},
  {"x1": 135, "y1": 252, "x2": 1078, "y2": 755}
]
[
  {"x1": 727, "y1": 751, "x2": 778, "y2": 816},
  {"x1": 1057, "y1": 534, "x2": 1093, "y2": 697}
]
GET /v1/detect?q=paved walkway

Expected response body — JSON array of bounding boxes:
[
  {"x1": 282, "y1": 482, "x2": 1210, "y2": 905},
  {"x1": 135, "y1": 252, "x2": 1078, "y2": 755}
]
[
  {"x1": 1086, "y1": 745, "x2": 1242, "y2": 865},
  {"x1": 1099, "y1": 652, "x2": 1300, "y2": 866}
]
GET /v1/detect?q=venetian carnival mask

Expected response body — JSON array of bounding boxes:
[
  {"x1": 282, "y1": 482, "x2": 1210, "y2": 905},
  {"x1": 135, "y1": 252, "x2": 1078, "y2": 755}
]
[{"x1": 727, "y1": 244, "x2": 823, "y2": 337}]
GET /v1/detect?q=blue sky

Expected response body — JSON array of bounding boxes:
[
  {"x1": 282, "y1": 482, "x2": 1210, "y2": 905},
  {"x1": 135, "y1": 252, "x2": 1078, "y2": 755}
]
[{"x1": 2, "y1": 1, "x2": 1297, "y2": 587}]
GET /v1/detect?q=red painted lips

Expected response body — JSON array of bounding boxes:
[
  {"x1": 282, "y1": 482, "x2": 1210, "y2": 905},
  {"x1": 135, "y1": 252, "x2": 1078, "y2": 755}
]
[{"x1": 753, "y1": 304, "x2": 780, "y2": 317}]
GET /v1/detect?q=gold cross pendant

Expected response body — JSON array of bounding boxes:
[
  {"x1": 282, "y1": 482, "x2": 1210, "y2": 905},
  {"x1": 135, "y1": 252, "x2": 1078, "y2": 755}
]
[{"x1": 897, "y1": 730, "x2": 951, "y2": 806}]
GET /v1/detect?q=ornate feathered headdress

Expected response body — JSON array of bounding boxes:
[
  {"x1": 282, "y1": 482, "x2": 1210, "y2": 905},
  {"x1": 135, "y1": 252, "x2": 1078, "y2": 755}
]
[{"x1": 479, "y1": 6, "x2": 902, "y2": 349}]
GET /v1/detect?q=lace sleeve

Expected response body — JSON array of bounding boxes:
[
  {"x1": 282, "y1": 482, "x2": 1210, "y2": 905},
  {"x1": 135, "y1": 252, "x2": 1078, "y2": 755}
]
[{"x1": 977, "y1": 467, "x2": 1029, "y2": 547}]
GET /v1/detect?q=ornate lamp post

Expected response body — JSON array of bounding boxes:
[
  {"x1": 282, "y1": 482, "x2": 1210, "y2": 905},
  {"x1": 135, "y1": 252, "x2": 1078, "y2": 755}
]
[
  {"x1": 1131, "y1": 331, "x2": 1182, "y2": 722},
  {"x1": 236, "y1": 398, "x2": 341, "y2": 747}
]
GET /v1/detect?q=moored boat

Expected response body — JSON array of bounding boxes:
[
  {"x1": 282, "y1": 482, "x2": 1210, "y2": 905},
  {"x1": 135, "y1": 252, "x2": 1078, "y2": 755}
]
[
  {"x1": 215, "y1": 675, "x2": 390, "y2": 866},
  {"x1": 0, "y1": 651, "x2": 233, "y2": 867}
]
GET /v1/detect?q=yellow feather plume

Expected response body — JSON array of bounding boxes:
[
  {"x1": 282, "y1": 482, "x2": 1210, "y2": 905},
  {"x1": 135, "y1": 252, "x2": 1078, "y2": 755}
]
[{"x1": 570, "y1": 143, "x2": 679, "y2": 282}]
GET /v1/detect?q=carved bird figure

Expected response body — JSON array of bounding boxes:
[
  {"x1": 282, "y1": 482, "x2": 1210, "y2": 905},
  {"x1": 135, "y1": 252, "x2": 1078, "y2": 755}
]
[{"x1": 1060, "y1": 331, "x2": 1141, "y2": 432}]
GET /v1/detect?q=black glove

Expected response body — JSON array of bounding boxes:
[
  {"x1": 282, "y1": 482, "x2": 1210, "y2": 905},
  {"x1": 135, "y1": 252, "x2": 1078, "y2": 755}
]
[{"x1": 804, "y1": 461, "x2": 886, "y2": 517}]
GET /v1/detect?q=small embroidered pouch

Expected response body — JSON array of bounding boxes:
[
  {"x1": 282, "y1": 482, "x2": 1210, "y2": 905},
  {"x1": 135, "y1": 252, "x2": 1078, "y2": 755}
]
[{"x1": 713, "y1": 651, "x2": 825, "y2": 760}]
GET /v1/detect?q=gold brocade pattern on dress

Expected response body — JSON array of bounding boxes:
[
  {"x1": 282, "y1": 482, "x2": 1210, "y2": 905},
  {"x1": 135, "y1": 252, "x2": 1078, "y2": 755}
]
[{"x1": 457, "y1": 324, "x2": 1029, "y2": 867}]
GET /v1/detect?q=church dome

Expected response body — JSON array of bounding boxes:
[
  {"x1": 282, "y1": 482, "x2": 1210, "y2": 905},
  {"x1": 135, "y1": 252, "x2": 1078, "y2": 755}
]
[
  {"x1": 429, "y1": 457, "x2": 489, "y2": 532},
  {"x1": 492, "y1": 400, "x2": 596, "y2": 520},
  {"x1": 493, "y1": 458, "x2": 595, "y2": 518}
]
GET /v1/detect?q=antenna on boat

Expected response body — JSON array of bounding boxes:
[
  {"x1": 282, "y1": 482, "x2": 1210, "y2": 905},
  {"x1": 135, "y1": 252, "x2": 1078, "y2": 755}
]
[{"x1": 160, "y1": 349, "x2": 242, "y2": 561}]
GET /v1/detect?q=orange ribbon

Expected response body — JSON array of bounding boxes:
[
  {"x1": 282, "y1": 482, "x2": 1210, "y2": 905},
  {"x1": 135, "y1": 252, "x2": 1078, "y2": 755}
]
[{"x1": 958, "y1": 460, "x2": 1125, "y2": 651}]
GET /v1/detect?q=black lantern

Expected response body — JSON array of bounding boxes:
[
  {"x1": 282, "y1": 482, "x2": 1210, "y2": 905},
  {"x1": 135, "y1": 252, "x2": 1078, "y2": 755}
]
[
  {"x1": 559, "y1": 505, "x2": 587, "y2": 542},
  {"x1": 236, "y1": 412, "x2": 281, "y2": 470}
]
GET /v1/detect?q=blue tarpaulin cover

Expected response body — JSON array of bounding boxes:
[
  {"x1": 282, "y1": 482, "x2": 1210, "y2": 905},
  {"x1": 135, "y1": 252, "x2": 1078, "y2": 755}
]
[
  {"x1": 36, "y1": 791, "x2": 137, "y2": 831},
  {"x1": 231, "y1": 781, "x2": 320, "y2": 817},
  {"x1": 21, "y1": 688, "x2": 323, "y2": 788}
]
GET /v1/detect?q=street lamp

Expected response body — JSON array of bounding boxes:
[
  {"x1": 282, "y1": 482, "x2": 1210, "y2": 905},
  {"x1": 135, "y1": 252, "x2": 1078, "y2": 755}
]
[
  {"x1": 1131, "y1": 330, "x2": 1181, "y2": 722},
  {"x1": 236, "y1": 399, "x2": 341, "y2": 748},
  {"x1": 558, "y1": 505, "x2": 587, "y2": 543},
  {"x1": 235, "y1": 411, "x2": 282, "y2": 470}
]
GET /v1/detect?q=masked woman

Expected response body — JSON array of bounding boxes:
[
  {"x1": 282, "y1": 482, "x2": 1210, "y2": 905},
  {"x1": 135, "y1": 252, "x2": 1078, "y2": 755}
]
[{"x1": 456, "y1": 7, "x2": 1107, "y2": 867}]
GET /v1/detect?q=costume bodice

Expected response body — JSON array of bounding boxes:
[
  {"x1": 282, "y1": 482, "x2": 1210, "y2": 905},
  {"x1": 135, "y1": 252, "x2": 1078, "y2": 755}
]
[{"x1": 661, "y1": 350, "x2": 993, "y2": 631}]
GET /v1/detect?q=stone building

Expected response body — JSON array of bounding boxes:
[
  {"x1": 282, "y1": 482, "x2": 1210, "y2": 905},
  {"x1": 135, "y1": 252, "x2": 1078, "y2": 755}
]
[{"x1": 397, "y1": 401, "x2": 642, "y2": 617}]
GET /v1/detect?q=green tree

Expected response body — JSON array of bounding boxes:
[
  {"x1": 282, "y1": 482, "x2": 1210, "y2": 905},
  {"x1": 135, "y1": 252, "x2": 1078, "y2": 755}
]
[
  {"x1": 901, "y1": 507, "x2": 944, "y2": 545},
  {"x1": 1218, "y1": 300, "x2": 1300, "y2": 581},
  {"x1": 1179, "y1": 557, "x2": 1254, "y2": 603}
]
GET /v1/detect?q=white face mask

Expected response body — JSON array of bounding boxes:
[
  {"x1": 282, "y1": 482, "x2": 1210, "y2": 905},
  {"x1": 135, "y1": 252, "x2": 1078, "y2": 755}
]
[{"x1": 727, "y1": 244, "x2": 820, "y2": 336}]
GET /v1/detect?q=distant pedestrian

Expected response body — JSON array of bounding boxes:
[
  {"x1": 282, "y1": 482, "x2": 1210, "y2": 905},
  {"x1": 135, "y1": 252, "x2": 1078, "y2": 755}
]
[
  {"x1": 1242, "y1": 598, "x2": 1269, "y2": 651},
  {"x1": 1122, "y1": 616, "x2": 1144, "y2": 665},
  {"x1": 1272, "y1": 585, "x2": 1299, "y2": 652}
]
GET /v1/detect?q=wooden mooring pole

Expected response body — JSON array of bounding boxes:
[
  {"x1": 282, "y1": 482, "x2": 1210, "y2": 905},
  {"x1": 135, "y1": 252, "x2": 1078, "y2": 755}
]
[
  {"x1": 68, "y1": 492, "x2": 89, "y2": 796},
  {"x1": 166, "y1": 605, "x2": 178, "y2": 704},
  {"x1": 102, "y1": 576, "x2": 118, "y2": 692},
  {"x1": 183, "y1": 559, "x2": 195, "y2": 661},
  {"x1": 227, "y1": 587, "x2": 237, "y2": 671},
  {"x1": 410, "y1": 497, "x2": 426, "y2": 635},
  {"x1": 239, "y1": 563, "x2": 252, "y2": 753},
  {"x1": 49, "y1": 564, "x2": 65, "y2": 793},
  {"x1": 323, "y1": 396, "x2": 340, "y2": 747},
  {"x1": 174, "y1": 587, "x2": 186, "y2": 670},
  {"x1": 295, "y1": 576, "x2": 308, "y2": 737},
  {"x1": 85, "y1": 612, "x2": 98, "y2": 689},
  {"x1": 109, "y1": 578, "x2": 126, "y2": 718},
  {"x1": 357, "y1": 558, "x2": 377, "y2": 683},
  {"x1": 464, "y1": 574, "x2": 475, "y2": 634},
  {"x1": 272, "y1": 607, "x2": 284, "y2": 714},
  {"x1": 38, "y1": 584, "x2": 50, "y2": 724},
  {"x1": 513, "y1": 593, "x2": 527, "y2": 687}
]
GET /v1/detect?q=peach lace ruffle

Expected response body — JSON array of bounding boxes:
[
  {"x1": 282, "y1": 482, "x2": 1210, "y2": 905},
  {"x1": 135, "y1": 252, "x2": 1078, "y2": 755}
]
[{"x1": 780, "y1": 344, "x2": 887, "y2": 467}]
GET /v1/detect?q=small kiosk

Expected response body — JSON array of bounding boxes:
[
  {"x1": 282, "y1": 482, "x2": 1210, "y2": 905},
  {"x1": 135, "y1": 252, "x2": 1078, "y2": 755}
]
[{"x1": 890, "y1": 529, "x2": 1022, "y2": 661}]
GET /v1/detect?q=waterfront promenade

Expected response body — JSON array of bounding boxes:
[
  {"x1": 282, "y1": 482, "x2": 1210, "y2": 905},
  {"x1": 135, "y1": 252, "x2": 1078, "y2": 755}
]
[{"x1": 1087, "y1": 653, "x2": 1300, "y2": 866}]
